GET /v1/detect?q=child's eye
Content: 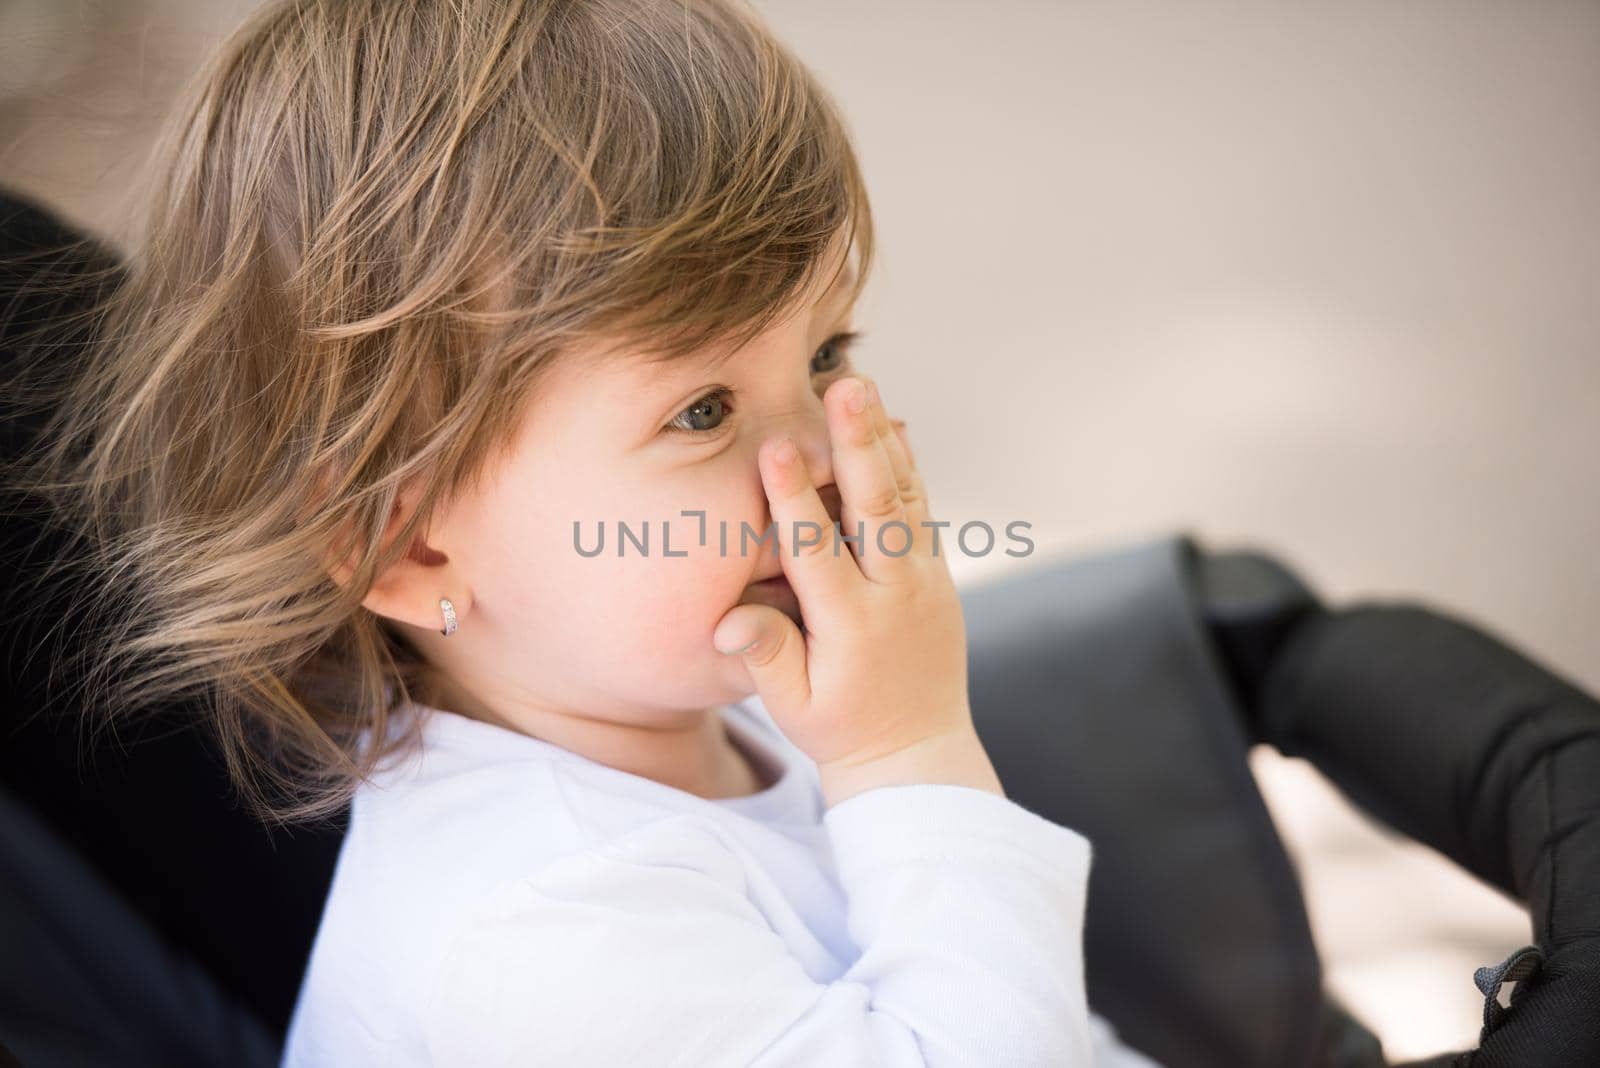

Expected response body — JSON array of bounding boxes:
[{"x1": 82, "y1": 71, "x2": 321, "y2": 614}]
[
  {"x1": 663, "y1": 330, "x2": 866, "y2": 436},
  {"x1": 810, "y1": 329, "x2": 863, "y2": 376},
  {"x1": 667, "y1": 388, "x2": 733, "y2": 435}
]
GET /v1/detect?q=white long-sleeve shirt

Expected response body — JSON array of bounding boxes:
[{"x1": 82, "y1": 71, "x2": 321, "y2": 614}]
[{"x1": 282, "y1": 695, "x2": 1162, "y2": 1067}]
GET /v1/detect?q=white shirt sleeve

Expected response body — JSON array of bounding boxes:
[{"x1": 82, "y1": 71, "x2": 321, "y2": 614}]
[{"x1": 421, "y1": 783, "x2": 1117, "y2": 1067}]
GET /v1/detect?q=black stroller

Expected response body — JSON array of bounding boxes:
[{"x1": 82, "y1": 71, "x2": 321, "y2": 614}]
[{"x1": 2, "y1": 189, "x2": 1596, "y2": 1067}]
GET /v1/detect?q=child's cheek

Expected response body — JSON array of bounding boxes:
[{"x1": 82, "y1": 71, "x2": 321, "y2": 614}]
[{"x1": 534, "y1": 460, "x2": 769, "y2": 662}]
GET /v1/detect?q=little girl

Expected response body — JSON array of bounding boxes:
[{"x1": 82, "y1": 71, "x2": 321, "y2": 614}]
[{"x1": 14, "y1": 0, "x2": 1160, "y2": 1064}]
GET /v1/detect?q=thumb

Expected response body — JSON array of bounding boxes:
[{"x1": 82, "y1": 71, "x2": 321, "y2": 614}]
[{"x1": 713, "y1": 603, "x2": 811, "y2": 716}]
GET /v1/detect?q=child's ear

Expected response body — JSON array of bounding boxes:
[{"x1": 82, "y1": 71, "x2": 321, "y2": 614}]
[{"x1": 324, "y1": 480, "x2": 470, "y2": 633}]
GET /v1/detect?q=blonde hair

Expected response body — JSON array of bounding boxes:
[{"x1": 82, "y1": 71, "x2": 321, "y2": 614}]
[{"x1": 1, "y1": 0, "x2": 873, "y2": 823}]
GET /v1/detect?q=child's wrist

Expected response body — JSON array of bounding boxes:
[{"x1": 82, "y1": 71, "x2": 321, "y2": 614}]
[{"x1": 817, "y1": 725, "x2": 1005, "y2": 808}]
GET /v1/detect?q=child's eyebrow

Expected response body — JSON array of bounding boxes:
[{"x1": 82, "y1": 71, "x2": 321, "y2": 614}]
[
  {"x1": 617, "y1": 255, "x2": 862, "y2": 416},
  {"x1": 652, "y1": 258, "x2": 860, "y2": 375}
]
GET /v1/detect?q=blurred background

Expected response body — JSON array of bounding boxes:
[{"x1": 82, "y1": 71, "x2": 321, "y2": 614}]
[{"x1": 2, "y1": 0, "x2": 1594, "y2": 1061}]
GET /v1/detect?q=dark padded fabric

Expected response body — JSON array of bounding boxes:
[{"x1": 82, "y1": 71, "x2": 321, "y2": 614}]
[
  {"x1": 0, "y1": 784, "x2": 278, "y2": 1068},
  {"x1": 962, "y1": 532, "x2": 1328, "y2": 1068},
  {"x1": 1193, "y1": 545, "x2": 1324, "y2": 717},
  {"x1": 1255, "y1": 604, "x2": 1600, "y2": 1067}
]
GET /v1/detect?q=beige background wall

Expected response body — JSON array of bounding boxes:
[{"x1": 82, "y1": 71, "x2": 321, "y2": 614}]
[
  {"x1": 767, "y1": 0, "x2": 1599, "y2": 700},
  {"x1": 3, "y1": 1, "x2": 1595, "y2": 1061}
]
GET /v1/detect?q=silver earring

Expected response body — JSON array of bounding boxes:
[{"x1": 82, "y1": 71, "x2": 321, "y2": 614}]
[{"x1": 439, "y1": 597, "x2": 458, "y2": 636}]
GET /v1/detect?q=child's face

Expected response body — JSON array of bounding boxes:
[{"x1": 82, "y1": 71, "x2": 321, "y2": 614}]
[{"x1": 394, "y1": 245, "x2": 862, "y2": 724}]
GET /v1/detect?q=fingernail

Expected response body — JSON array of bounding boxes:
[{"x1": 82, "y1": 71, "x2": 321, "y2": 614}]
[
  {"x1": 867, "y1": 380, "x2": 880, "y2": 406},
  {"x1": 844, "y1": 380, "x2": 867, "y2": 413},
  {"x1": 773, "y1": 437, "x2": 797, "y2": 465},
  {"x1": 720, "y1": 638, "x2": 758, "y2": 656}
]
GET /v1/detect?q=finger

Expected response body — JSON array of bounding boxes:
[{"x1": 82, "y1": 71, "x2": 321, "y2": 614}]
[
  {"x1": 855, "y1": 378, "x2": 935, "y2": 566},
  {"x1": 825, "y1": 376, "x2": 916, "y2": 583},
  {"x1": 892, "y1": 420, "x2": 920, "y2": 472},
  {"x1": 759, "y1": 433, "x2": 859, "y2": 617},
  {"x1": 713, "y1": 603, "x2": 810, "y2": 716},
  {"x1": 871, "y1": 386, "x2": 954, "y2": 581},
  {"x1": 863, "y1": 380, "x2": 933, "y2": 537}
]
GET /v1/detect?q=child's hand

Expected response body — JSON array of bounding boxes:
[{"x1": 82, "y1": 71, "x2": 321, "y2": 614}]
[{"x1": 714, "y1": 376, "x2": 1002, "y2": 805}]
